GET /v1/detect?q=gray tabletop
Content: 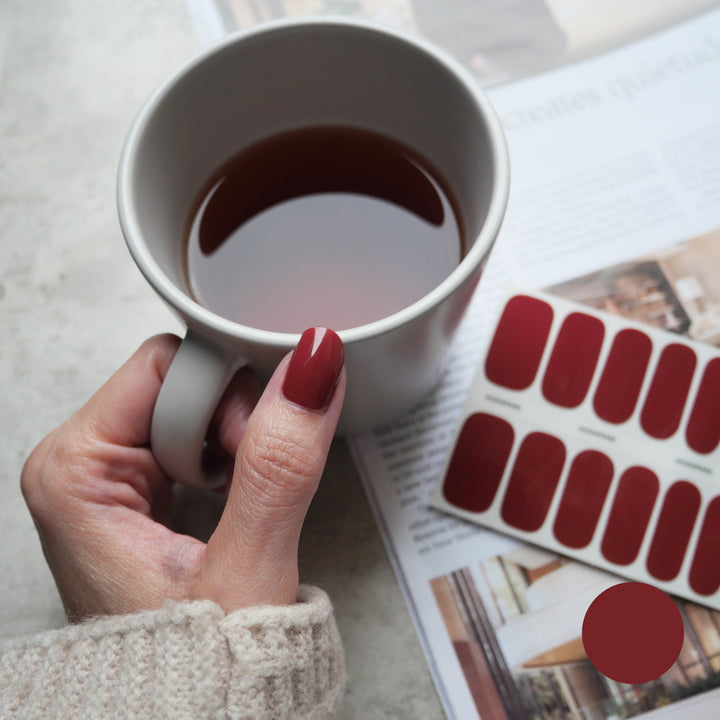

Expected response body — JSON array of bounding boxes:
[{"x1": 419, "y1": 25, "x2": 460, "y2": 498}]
[{"x1": 0, "y1": 1, "x2": 443, "y2": 717}]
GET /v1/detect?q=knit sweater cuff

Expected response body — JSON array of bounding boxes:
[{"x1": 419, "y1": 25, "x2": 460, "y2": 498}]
[{"x1": 0, "y1": 584, "x2": 345, "y2": 720}]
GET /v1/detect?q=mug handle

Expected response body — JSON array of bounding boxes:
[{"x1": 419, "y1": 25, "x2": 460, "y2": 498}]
[{"x1": 151, "y1": 329, "x2": 245, "y2": 489}]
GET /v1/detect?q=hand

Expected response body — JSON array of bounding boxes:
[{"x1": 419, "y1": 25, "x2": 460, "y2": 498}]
[{"x1": 21, "y1": 329, "x2": 345, "y2": 620}]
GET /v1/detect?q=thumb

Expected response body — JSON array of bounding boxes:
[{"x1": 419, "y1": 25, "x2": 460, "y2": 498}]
[{"x1": 199, "y1": 327, "x2": 345, "y2": 610}]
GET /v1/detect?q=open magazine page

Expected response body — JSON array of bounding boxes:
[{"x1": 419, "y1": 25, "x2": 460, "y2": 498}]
[{"x1": 187, "y1": 2, "x2": 720, "y2": 718}]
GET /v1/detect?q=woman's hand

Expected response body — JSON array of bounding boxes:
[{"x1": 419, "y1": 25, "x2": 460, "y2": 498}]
[{"x1": 21, "y1": 328, "x2": 345, "y2": 620}]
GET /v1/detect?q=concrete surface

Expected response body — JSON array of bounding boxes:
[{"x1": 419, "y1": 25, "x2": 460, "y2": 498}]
[{"x1": 0, "y1": 1, "x2": 444, "y2": 717}]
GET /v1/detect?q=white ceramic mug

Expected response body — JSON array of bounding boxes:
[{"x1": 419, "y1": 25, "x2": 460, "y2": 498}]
[{"x1": 117, "y1": 17, "x2": 509, "y2": 488}]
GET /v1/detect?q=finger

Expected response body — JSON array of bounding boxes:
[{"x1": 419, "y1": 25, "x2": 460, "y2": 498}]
[
  {"x1": 205, "y1": 368, "x2": 262, "y2": 495},
  {"x1": 79, "y1": 334, "x2": 181, "y2": 447},
  {"x1": 201, "y1": 327, "x2": 345, "y2": 608},
  {"x1": 207, "y1": 368, "x2": 261, "y2": 458}
]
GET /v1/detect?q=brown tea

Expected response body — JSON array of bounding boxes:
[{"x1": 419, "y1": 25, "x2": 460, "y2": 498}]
[{"x1": 183, "y1": 126, "x2": 465, "y2": 333}]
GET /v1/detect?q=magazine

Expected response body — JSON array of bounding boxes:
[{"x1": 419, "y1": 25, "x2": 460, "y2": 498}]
[{"x1": 189, "y1": 2, "x2": 720, "y2": 717}]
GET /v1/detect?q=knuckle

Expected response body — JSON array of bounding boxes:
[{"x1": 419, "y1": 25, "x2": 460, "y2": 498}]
[
  {"x1": 242, "y1": 427, "x2": 320, "y2": 505},
  {"x1": 20, "y1": 436, "x2": 54, "y2": 516},
  {"x1": 160, "y1": 537, "x2": 204, "y2": 590},
  {"x1": 20, "y1": 428, "x2": 85, "y2": 518},
  {"x1": 140, "y1": 333, "x2": 181, "y2": 363}
]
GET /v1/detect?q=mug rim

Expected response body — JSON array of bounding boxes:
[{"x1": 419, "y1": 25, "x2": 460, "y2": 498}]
[{"x1": 117, "y1": 15, "x2": 510, "y2": 348}]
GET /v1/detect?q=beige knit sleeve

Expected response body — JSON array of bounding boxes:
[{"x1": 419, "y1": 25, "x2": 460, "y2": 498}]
[{"x1": 0, "y1": 585, "x2": 345, "y2": 720}]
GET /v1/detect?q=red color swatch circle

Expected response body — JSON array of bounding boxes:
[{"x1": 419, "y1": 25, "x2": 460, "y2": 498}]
[{"x1": 582, "y1": 582, "x2": 684, "y2": 684}]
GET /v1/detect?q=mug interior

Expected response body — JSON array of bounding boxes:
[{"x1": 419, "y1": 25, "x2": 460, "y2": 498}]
[{"x1": 118, "y1": 19, "x2": 508, "y2": 338}]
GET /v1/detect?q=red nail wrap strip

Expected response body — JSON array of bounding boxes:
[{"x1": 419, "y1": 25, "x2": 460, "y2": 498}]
[
  {"x1": 593, "y1": 329, "x2": 652, "y2": 424},
  {"x1": 646, "y1": 480, "x2": 701, "y2": 582},
  {"x1": 501, "y1": 432, "x2": 566, "y2": 532},
  {"x1": 686, "y1": 358, "x2": 720, "y2": 454},
  {"x1": 485, "y1": 295, "x2": 554, "y2": 390},
  {"x1": 689, "y1": 496, "x2": 720, "y2": 596},
  {"x1": 640, "y1": 343, "x2": 697, "y2": 439},
  {"x1": 553, "y1": 450, "x2": 614, "y2": 549},
  {"x1": 542, "y1": 312, "x2": 605, "y2": 408},
  {"x1": 443, "y1": 413, "x2": 515, "y2": 513},
  {"x1": 601, "y1": 466, "x2": 659, "y2": 566}
]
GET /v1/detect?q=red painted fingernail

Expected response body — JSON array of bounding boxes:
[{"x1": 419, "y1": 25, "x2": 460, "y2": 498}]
[{"x1": 282, "y1": 328, "x2": 344, "y2": 410}]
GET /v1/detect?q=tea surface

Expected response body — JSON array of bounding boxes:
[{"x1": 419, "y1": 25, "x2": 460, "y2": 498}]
[{"x1": 184, "y1": 126, "x2": 464, "y2": 332}]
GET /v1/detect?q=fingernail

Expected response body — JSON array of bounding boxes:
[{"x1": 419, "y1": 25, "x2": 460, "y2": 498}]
[{"x1": 282, "y1": 328, "x2": 344, "y2": 410}]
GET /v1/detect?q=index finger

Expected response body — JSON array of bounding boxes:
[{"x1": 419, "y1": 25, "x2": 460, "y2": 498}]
[{"x1": 79, "y1": 334, "x2": 181, "y2": 447}]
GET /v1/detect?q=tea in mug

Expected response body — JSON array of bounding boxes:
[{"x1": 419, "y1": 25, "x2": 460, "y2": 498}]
[{"x1": 183, "y1": 125, "x2": 465, "y2": 333}]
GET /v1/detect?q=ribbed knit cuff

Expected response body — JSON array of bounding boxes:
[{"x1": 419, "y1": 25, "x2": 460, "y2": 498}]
[
  {"x1": 0, "y1": 585, "x2": 345, "y2": 720},
  {"x1": 221, "y1": 585, "x2": 346, "y2": 720}
]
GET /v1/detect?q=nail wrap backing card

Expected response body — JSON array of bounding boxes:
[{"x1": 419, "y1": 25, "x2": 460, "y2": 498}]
[{"x1": 431, "y1": 291, "x2": 720, "y2": 610}]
